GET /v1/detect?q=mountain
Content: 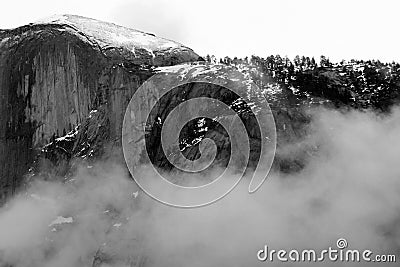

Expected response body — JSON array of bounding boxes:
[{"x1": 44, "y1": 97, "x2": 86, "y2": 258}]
[
  {"x1": 0, "y1": 15, "x2": 201, "y2": 202},
  {"x1": 2, "y1": 14, "x2": 400, "y2": 267},
  {"x1": 2, "y1": 15, "x2": 399, "y2": 205}
]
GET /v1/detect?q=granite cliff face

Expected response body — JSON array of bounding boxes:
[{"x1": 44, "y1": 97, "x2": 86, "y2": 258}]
[
  {"x1": 0, "y1": 15, "x2": 201, "y2": 201},
  {"x1": 0, "y1": 15, "x2": 317, "y2": 206},
  {"x1": 0, "y1": 15, "x2": 335, "y2": 267}
]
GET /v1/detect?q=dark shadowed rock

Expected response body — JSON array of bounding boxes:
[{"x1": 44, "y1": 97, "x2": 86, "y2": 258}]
[{"x1": 0, "y1": 15, "x2": 201, "y2": 201}]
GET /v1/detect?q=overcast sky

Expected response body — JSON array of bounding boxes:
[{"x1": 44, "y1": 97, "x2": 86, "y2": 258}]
[{"x1": 1, "y1": 0, "x2": 399, "y2": 62}]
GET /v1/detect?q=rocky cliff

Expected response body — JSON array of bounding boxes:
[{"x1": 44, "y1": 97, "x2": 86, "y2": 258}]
[{"x1": 0, "y1": 15, "x2": 201, "y2": 202}]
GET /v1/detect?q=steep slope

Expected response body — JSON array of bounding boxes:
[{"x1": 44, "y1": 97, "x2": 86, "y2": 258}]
[{"x1": 0, "y1": 15, "x2": 201, "y2": 202}]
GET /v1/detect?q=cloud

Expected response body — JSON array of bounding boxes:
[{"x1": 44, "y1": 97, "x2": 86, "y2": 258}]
[{"x1": 1, "y1": 106, "x2": 400, "y2": 266}]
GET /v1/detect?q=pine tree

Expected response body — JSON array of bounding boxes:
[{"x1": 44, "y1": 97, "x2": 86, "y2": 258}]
[{"x1": 311, "y1": 57, "x2": 316, "y2": 68}]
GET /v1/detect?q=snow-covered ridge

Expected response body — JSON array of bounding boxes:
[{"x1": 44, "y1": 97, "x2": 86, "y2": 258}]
[
  {"x1": 1, "y1": 14, "x2": 200, "y2": 66},
  {"x1": 32, "y1": 14, "x2": 198, "y2": 58}
]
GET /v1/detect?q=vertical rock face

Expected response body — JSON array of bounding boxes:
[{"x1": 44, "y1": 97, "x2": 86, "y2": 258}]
[{"x1": 0, "y1": 15, "x2": 201, "y2": 201}]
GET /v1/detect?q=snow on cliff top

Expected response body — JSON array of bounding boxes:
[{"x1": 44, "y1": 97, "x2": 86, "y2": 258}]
[{"x1": 33, "y1": 14, "x2": 196, "y2": 55}]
